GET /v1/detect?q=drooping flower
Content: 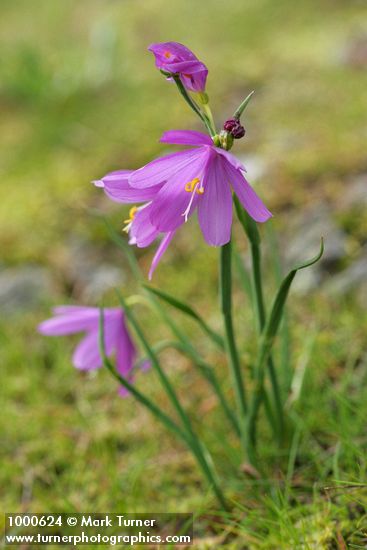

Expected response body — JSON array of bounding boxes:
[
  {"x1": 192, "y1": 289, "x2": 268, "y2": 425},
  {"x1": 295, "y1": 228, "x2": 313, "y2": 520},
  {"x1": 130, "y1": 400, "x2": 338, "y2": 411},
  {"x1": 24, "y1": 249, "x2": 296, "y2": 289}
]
[
  {"x1": 129, "y1": 130, "x2": 272, "y2": 242},
  {"x1": 38, "y1": 306, "x2": 146, "y2": 396},
  {"x1": 95, "y1": 130, "x2": 272, "y2": 278},
  {"x1": 148, "y1": 42, "x2": 208, "y2": 92}
]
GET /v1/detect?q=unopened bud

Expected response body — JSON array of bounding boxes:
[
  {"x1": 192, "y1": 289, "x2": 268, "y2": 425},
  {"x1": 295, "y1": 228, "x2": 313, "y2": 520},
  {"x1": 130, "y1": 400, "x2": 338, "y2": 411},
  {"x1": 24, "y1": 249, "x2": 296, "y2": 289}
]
[{"x1": 223, "y1": 118, "x2": 245, "y2": 139}]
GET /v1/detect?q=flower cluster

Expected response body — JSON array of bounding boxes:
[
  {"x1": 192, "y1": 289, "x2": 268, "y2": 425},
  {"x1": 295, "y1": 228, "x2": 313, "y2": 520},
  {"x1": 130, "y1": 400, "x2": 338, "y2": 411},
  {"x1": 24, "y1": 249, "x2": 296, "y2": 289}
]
[
  {"x1": 39, "y1": 41, "x2": 272, "y2": 398},
  {"x1": 95, "y1": 41, "x2": 271, "y2": 279}
]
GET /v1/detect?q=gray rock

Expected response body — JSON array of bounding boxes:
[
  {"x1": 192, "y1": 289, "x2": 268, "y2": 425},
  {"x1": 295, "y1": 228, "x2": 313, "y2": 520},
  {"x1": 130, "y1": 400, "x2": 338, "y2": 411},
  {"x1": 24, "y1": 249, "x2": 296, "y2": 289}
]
[
  {"x1": 340, "y1": 173, "x2": 367, "y2": 209},
  {"x1": 325, "y1": 249, "x2": 367, "y2": 302},
  {"x1": 286, "y1": 205, "x2": 347, "y2": 266},
  {"x1": 65, "y1": 237, "x2": 125, "y2": 300},
  {"x1": 0, "y1": 266, "x2": 52, "y2": 313},
  {"x1": 238, "y1": 153, "x2": 268, "y2": 182},
  {"x1": 82, "y1": 264, "x2": 123, "y2": 300},
  {"x1": 284, "y1": 204, "x2": 348, "y2": 294}
]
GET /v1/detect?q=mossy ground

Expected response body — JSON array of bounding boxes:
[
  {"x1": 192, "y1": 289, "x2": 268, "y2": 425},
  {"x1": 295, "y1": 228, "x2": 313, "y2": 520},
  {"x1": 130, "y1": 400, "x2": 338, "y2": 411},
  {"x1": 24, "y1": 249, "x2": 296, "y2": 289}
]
[{"x1": 1, "y1": 1, "x2": 366, "y2": 548}]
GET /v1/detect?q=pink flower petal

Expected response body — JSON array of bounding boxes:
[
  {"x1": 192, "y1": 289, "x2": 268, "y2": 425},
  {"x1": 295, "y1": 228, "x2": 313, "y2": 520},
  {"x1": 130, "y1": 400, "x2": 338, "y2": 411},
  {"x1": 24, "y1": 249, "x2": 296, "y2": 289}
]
[
  {"x1": 149, "y1": 151, "x2": 208, "y2": 232},
  {"x1": 198, "y1": 156, "x2": 233, "y2": 246},
  {"x1": 72, "y1": 330, "x2": 103, "y2": 370},
  {"x1": 149, "y1": 231, "x2": 176, "y2": 280},
  {"x1": 115, "y1": 320, "x2": 136, "y2": 377},
  {"x1": 129, "y1": 149, "x2": 201, "y2": 189},
  {"x1": 224, "y1": 162, "x2": 272, "y2": 223},
  {"x1": 38, "y1": 310, "x2": 100, "y2": 336},
  {"x1": 215, "y1": 148, "x2": 246, "y2": 171},
  {"x1": 130, "y1": 204, "x2": 160, "y2": 248},
  {"x1": 160, "y1": 130, "x2": 212, "y2": 147},
  {"x1": 96, "y1": 170, "x2": 160, "y2": 203}
]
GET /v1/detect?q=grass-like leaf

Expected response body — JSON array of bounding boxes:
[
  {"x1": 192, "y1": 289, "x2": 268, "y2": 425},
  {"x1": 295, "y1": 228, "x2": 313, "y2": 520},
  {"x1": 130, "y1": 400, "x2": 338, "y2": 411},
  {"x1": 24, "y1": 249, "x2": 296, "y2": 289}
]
[{"x1": 143, "y1": 284, "x2": 224, "y2": 350}]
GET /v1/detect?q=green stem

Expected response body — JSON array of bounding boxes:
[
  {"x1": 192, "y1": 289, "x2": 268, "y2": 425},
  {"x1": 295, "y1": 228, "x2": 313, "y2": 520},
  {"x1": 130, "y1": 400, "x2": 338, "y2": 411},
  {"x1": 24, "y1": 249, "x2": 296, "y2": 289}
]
[
  {"x1": 220, "y1": 242, "x2": 248, "y2": 446},
  {"x1": 148, "y1": 293, "x2": 241, "y2": 439},
  {"x1": 114, "y1": 295, "x2": 228, "y2": 510},
  {"x1": 234, "y1": 197, "x2": 284, "y2": 446},
  {"x1": 250, "y1": 241, "x2": 284, "y2": 442},
  {"x1": 202, "y1": 103, "x2": 217, "y2": 135},
  {"x1": 172, "y1": 75, "x2": 215, "y2": 137}
]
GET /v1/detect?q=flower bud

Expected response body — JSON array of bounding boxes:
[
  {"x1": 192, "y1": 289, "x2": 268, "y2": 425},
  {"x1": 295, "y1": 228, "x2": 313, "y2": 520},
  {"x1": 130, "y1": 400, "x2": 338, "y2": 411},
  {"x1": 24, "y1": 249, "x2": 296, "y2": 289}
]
[{"x1": 223, "y1": 118, "x2": 246, "y2": 139}]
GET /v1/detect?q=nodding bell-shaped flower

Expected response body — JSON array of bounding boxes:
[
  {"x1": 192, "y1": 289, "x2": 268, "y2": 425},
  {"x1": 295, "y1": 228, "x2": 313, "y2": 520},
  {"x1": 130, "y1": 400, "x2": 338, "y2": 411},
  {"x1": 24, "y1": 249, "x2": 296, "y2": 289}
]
[
  {"x1": 38, "y1": 306, "x2": 149, "y2": 396},
  {"x1": 95, "y1": 130, "x2": 272, "y2": 278}
]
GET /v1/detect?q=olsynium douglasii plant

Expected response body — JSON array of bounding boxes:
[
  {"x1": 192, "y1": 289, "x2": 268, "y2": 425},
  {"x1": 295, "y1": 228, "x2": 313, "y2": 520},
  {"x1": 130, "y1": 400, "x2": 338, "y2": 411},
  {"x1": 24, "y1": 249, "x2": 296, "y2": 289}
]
[{"x1": 39, "y1": 41, "x2": 324, "y2": 510}]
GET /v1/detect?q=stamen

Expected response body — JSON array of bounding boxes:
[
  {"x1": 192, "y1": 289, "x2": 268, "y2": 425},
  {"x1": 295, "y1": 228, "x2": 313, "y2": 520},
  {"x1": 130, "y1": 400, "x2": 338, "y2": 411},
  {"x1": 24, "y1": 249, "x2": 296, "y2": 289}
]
[
  {"x1": 182, "y1": 178, "x2": 204, "y2": 222},
  {"x1": 163, "y1": 51, "x2": 171, "y2": 59},
  {"x1": 123, "y1": 206, "x2": 138, "y2": 233},
  {"x1": 184, "y1": 177, "x2": 201, "y2": 193}
]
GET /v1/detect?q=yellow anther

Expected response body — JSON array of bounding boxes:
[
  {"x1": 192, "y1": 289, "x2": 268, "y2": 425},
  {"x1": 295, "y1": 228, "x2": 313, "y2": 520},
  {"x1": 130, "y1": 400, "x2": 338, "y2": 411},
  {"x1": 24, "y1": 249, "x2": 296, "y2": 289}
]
[
  {"x1": 184, "y1": 177, "x2": 200, "y2": 193},
  {"x1": 196, "y1": 187, "x2": 204, "y2": 195},
  {"x1": 123, "y1": 206, "x2": 138, "y2": 232},
  {"x1": 125, "y1": 206, "x2": 138, "y2": 223},
  {"x1": 164, "y1": 51, "x2": 171, "y2": 59}
]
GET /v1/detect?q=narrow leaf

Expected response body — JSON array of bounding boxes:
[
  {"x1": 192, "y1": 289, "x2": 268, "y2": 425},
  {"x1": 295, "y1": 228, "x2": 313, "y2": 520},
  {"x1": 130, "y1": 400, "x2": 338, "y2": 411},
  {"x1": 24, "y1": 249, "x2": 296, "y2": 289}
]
[
  {"x1": 144, "y1": 285, "x2": 224, "y2": 350},
  {"x1": 247, "y1": 239, "x2": 324, "y2": 447},
  {"x1": 265, "y1": 238, "x2": 324, "y2": 348},
  {"x1": 98, "y1": 308, "x2": 190, "y2": 443},
  {"x1": 233, "y1": 91, "x2": 255, "y2": 120}
]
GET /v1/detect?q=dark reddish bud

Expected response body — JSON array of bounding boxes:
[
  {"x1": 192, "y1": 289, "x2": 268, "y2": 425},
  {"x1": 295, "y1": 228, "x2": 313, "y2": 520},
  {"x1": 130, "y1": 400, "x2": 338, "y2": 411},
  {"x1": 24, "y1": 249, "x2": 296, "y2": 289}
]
[
  {"x1": 231, "y1": 125, "x2": 245, "y2": 139},
  {"x1": 223, "y1": 118, "x2": 238, "y2": 132},
  {"x1": 223, "y1": 118, "x2": 245, "y2": 139}
]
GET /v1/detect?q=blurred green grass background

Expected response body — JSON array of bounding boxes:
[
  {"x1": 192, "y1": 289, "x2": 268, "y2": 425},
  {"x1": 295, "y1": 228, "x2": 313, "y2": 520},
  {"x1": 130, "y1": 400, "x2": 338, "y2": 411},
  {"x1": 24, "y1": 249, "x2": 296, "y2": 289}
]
[{"x1": 1, "y1": 1, "x2": 367, "y2": 547}]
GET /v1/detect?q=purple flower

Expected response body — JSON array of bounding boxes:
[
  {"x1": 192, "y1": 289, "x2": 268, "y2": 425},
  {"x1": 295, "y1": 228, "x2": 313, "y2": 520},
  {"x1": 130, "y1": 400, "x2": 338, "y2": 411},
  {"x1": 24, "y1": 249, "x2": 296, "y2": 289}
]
[
  {"x1": 38, "y1": 306, "x2": 145, "y2": 396},
  {"x1": 148, "y1": 42, "x2": 208, "y2": 92},
  {"x1": 95, "y1": 130, "x2": 272, "y2": 278},
  {"x1": 129, "y1": 130, "x2": 272, "y2": 241}
]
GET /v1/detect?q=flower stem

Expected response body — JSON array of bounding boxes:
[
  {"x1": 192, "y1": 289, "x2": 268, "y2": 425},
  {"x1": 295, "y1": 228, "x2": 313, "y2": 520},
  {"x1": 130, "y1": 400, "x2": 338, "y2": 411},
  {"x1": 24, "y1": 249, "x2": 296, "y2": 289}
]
[
  {"x1": 114, "y1": 295, "x2": 228, "y2": 510},
  {"x1": 145, "y1": 291, "x2": 241, "y2": 439},
  {"x1": 234, "y1": 197, "x2": 284, "y2": 447},
  {"x1": 172, "y1": 75, "x2": 216, "y2": 137},
  {"x1": 220, "y1": 241, "x2": 248, "y2": 447},
  {"x1": 250, "y1": 241, "x2": 284, "y2": 443}
]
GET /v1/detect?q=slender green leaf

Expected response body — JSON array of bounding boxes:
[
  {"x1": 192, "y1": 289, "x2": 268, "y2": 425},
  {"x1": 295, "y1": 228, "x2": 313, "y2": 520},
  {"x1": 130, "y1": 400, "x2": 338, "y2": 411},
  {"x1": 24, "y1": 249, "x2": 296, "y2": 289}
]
[
  {"x1": 232, "y1": 243, "x2": 254, "y2": 304},
  {"x1": 266, "y1": 221, "x2": 292, "y2": 392},
  {"x1": 233, "y1": 90, "x2": 255, "y2": 120},
  {"x1": 220, "y1": 241, "x2": 248, "y2": 453},
  {"x1": 144, "y1": 284, "x2": 224, "y2": 350},
  {"x1": 246, "y1": 239, "x2": 324, "y2": 453},
  {"x1": 98, "y1": 308, "x2": 189, "y2": 443},
  {"x1": 235, "y1": 198, "x2": 284, "y2": 443}
]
